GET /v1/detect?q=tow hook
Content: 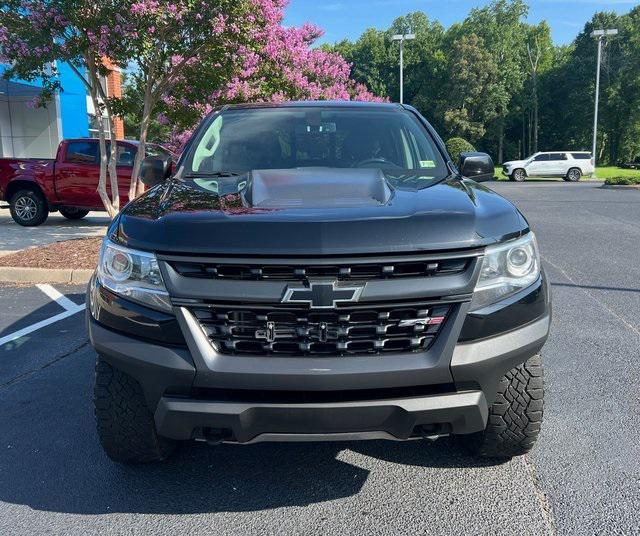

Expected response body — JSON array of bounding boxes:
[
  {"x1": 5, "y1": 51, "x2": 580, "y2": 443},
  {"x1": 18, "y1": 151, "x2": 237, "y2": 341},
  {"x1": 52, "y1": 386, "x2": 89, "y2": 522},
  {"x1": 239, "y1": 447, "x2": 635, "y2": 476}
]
[{"x1": 202, "y1": 428, "x2": 232, "y2": 445}]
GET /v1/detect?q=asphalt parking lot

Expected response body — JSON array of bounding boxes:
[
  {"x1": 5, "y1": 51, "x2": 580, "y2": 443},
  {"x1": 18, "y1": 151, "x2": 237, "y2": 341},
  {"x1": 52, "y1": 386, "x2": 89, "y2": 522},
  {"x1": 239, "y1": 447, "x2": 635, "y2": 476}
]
[{"x1": 0, "y1": 181, "x2": 638, "y2": 535}]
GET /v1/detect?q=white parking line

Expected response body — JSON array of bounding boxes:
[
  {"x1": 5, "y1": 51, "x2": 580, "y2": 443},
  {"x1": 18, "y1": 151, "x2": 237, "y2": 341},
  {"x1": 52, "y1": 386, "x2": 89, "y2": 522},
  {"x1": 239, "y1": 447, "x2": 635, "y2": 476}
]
[
  {"x1": 0, "y1": 286, "x2": 85, "y2": 347},
  {"x1": 36, "y1": 284, "x2": 80, "y2": 312}
]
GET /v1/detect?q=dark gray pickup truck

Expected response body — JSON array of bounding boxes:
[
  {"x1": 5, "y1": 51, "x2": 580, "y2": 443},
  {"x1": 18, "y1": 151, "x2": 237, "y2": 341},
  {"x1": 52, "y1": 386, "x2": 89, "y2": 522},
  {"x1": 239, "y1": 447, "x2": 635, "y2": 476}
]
[{"x1": 87, "y1": 101, "x2": 550, "y2": 464}]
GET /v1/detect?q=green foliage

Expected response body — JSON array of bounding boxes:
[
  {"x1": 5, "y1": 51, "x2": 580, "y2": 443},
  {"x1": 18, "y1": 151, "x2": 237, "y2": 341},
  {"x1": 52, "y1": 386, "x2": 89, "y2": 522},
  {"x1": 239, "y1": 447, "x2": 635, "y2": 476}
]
[
  {"x1": 604, "y1": 176, "x2": 640, "y2": 185},
  {"x1": 329, "y1": 12, "x2": 446, "y2": 108},
  {"x1": 442, "y1": 34, "x2": 500, "y2": 142},
  {"x1": 119, "y1": 74, "x2": 171, "y2": 143},
  {"x1": 446, "y1": 138, "x2": 476, "y2": 158},
  {"x1": 327, "y1": 1, "x2": 640, "y2": 166}
]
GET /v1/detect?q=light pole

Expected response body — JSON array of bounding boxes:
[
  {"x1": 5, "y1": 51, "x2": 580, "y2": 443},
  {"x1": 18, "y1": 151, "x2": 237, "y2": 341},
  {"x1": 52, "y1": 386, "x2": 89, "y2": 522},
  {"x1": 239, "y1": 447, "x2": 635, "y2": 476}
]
[
  {"x1": 391, "y1": 33, "x2": 415, "y2": 104},
  {"x1": 590, "y1": 28, "x2": 618, "y2": 176}
]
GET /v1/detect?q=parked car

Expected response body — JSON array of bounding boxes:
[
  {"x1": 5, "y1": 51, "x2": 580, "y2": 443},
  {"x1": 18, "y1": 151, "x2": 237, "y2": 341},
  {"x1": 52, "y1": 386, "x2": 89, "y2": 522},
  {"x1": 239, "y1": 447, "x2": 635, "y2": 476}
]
[
  {"x1": 0, "y1": 139, "x2": 172, "y2": 226},
  {"x1": 502, "y1": 151, "x2": 594, "y2": 182},
  {"x1": 87, "y1": 101, "x2": 550, "y2": 464},
  {"x1": 620, "y1": 158, "x2": 640, "y2": 169}
]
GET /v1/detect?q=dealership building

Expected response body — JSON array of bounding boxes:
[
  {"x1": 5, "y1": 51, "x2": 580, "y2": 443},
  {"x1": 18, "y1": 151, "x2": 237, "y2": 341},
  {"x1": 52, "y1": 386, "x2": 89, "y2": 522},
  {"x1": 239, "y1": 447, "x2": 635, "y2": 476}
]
[{"x1": 0, "y1": 61, "x2": 124, "y2": 159}]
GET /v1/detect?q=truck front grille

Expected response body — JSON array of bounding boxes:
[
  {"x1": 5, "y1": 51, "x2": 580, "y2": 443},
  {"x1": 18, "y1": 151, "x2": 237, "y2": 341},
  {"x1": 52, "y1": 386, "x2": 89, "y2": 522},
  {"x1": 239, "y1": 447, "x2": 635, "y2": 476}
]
[
  {"x1": 170, "y1": 258, "x2": 469, "y2": 281},
  {"x1": 190, "y1": 303, "x2": 451, "y2": 356}
]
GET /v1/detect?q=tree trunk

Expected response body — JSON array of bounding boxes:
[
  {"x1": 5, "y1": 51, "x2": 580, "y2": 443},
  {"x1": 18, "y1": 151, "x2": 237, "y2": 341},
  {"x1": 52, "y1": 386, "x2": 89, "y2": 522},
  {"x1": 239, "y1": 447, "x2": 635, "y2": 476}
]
[
  {"x1": 527, "y1": 110, "x2": 532, "y2": 155},
  {"x1": 497, "y1": 118, "x2": 504, "y2": 164},
  {"x1": 599, "y1": 132, "x2": 607, "y2": 164},
  {"x1": 526, "y1": 39, "x2": 542, "y2": 155},
  {"x1": 130, "y1": 66, "x2": 157, "y2": 200},
  {"x1": 107, "y1": 113, "x2": 120, "y2": 212},
  {"x1": 95, "y1": 81, "x2": 120, "y2": 213},
  {"x1": 522, "y1": 111, "x2": 526, "y2": 158},
  {"x1": 130, "y1": 99, "x2": 152, "y2": 199},
  {"x1": 86, "y1": 56, "x2": 117, "y2": 218},
  {"x1": 532, "y1": 71, "x2": 539, "y2": 153},
  {"x1": 92, "y1": 94, "x2": 116, "y2": 218}
]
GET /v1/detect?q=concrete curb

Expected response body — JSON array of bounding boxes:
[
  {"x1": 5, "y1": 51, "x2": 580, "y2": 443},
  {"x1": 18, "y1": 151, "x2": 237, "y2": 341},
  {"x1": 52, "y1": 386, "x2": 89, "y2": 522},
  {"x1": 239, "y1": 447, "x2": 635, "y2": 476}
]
[
  {"x1": 600, "y1": 184, "x2": 640, "y2": 190},
  {"x1": 0, "y1": 266, "x2": 94, "y2": 284}
]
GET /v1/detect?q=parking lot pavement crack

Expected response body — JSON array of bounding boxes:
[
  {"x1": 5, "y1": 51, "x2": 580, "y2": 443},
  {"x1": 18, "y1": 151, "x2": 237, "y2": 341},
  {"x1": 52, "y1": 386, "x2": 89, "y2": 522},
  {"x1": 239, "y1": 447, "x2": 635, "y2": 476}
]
[
  {"x1": 0, "y1": 340, "x2": 89, "y2": 391},
  {"x1": 522, "y1": 455, "x2": 558, "y2": 536},
  {"x1": 542, "y1": 254, "x2": 640, "y2": 338}
]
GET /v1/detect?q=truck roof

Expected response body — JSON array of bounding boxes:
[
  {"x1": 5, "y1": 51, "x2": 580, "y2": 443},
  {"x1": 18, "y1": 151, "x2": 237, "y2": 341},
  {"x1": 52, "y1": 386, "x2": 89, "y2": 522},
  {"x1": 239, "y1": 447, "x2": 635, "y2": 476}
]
[
  {"x1": 63, "y1": 138, "x2": 141, "y2": 145},
  {"x1": 222, "y1": 100, "x2": 403, "y2": 111}
]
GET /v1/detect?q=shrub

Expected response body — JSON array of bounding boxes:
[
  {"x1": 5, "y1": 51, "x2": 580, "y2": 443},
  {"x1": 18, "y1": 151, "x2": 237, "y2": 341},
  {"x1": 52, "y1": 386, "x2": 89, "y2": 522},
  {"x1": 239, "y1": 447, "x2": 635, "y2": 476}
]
[
  {"x1": 604, "y1": 176, "x2": 640, "y2": 185},
  {"x1": 446, "y1": 137, "x2": 476, "y2": 159}
]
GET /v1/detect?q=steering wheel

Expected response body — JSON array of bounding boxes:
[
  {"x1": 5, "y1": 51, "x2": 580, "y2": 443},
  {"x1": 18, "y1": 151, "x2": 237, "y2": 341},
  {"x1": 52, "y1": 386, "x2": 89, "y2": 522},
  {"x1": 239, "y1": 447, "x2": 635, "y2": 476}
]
[{"x1": 352, "y1": 157, "x2": 402, "y2": 169}]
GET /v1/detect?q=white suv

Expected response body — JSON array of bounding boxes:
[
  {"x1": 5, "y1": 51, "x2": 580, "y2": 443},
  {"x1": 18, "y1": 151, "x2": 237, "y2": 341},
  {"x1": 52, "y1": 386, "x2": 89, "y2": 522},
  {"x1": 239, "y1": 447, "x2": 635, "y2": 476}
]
[{"x1": 502, "y1": 152, "x2": 594, "y2": 182}]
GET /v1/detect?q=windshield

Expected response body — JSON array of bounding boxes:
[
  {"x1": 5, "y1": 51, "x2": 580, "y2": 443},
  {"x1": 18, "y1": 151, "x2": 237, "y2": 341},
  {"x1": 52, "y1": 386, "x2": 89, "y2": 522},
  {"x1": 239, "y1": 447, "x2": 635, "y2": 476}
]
[{"x1": 182, "y1": 107, "x2": 449, "y2": 188}]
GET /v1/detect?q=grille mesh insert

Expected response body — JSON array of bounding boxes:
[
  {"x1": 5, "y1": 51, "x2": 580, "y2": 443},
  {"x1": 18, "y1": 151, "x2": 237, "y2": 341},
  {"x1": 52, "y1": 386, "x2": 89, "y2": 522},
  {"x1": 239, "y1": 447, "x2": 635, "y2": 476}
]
[{"x1": 191, "y1": 303, "x2": 451, "y2": 356}]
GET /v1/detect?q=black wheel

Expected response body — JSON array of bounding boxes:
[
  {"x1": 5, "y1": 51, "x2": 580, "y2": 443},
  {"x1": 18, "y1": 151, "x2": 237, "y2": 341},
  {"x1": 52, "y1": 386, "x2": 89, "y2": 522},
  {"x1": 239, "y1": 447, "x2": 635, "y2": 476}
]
[
  {"x1": 94, "y1": 357, "x2": 176, "y2": 464},
  {"x1": 462, "y1": 354, "x2": 544, "y2": 459},
  {"x1": 9, "y1": 189, "x2": 49, "y2": 226},
  {"x1": 566, "y1": 168, "x2": 581, "y2": 182},
  {"x1": 59, "y1": 206, "x2": 90, "y2": 220},
  {"x1": 511, "y1": 168, "x2": 526, "y2": 182}
]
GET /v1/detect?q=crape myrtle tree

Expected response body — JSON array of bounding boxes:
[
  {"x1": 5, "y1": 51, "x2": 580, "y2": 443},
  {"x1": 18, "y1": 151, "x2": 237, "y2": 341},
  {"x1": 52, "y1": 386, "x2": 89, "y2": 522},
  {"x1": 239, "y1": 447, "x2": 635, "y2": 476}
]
[
  {"x1": 0, "y1": 0, "x2": 128, "y2": 216},
  {"x1": 129, "y1": 0, "x2": 383, "y2": 156},
  {"x1": 2, "y1": 0, "x2": 381, "y2": 216},
  {"x1": 115, "y1": 0, "x2": 267, "y2": 199}
]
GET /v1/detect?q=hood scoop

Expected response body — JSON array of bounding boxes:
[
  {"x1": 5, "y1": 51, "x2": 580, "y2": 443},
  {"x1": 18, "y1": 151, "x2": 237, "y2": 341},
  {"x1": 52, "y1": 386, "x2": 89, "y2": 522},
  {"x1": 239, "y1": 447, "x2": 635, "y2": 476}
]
[{"x1": 245, "y1": 168, "x2": 393, "y2": 209}]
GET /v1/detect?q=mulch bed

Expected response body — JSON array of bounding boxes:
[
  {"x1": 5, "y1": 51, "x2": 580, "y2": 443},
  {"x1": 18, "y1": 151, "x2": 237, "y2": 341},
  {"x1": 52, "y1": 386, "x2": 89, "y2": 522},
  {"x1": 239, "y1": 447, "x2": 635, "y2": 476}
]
[{"x1": 0, "y1": 237, "x2": 102, "y2": 269}]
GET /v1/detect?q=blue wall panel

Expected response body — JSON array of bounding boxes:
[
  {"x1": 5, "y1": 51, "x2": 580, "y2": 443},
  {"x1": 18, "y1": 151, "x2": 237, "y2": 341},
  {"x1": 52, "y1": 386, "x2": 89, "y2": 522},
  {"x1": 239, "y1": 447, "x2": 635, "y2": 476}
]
[
  {"x1": 0, "y1": 62, "x2": 89, "y2": 139},
  {"x1": 56, "y1": 63, "x2": 89, "y2": 138},
  {"x1": 0, "y1": 64, "x2": 43, "y2": 88}
]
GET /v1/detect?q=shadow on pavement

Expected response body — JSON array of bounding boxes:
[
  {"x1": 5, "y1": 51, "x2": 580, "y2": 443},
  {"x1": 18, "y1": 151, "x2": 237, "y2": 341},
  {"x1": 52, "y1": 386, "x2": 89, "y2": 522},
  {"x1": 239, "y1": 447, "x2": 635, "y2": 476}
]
[
  {"x1": 0, "y1": 291, "x2": 86, "y2": 340},
  {"x1": 0, "y1": 288, "x2": 500, "y2": 516},
  {"x1": 551, "y1": 282, "x2": 640, "y2": 294},
  {"x1": 0, "y1": 427, "x2": 501, "y2": 516}
]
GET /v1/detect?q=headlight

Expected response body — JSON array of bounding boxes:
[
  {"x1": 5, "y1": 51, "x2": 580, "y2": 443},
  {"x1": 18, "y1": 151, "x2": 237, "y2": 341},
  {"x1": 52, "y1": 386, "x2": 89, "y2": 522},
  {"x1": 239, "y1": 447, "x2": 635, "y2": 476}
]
[
  {"x1": 97, "y1": 239, "x2": 172, "y2": 313},
  {"x1": 470, "y1": 233, "x2": 540, "y2": 310}
]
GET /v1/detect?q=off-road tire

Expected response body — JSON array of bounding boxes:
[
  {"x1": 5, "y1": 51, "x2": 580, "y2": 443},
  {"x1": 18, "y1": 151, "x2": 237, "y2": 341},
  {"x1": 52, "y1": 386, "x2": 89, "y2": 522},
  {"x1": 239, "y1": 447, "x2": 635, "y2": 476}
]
[
  {"x1": 464, "y1": 354, "x2": 544, "y2": 459},
  {"x1": 511, "y1": 168, "x2": 526, "y2": 182},
  {"x1": 566, "y1": 167, "x2": 581, "y2": 182},
  {"x1": 9, "y1": 189, "x2": 49, "y2": 226},
  {"x1": 59, "y1": 206, "x2": 90, "y2": 220},
  {"x1": 94, "y1": 357, "x2": 176, "y2": 464}
]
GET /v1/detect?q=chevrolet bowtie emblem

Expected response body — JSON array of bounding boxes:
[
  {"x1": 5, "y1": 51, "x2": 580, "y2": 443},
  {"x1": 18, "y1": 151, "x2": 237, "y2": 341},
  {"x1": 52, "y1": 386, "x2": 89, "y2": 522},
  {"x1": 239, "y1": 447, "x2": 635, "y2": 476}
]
[{"x1": 282, "y1": 280, "x2": 365, "y2": 309}]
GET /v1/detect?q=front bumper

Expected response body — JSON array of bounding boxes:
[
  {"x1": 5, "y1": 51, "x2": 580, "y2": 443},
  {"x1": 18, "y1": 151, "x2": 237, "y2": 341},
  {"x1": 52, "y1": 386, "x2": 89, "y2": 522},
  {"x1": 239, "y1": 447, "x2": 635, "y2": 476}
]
[
  {"x1": 88, "y1": 304, "x2": 550, "y2": 443},
  {"x1": 155, "y1": 390, "x2": 488, "y2": 442}
]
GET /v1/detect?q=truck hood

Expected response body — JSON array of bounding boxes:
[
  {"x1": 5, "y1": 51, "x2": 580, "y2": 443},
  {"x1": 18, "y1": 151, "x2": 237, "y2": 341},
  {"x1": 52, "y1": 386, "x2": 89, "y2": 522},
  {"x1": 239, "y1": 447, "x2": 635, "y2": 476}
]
[
  {"x1": 116, "y1": 170, "x2": 529, "y2": 255},
  {"x1": 502, "y1": 159, "x2": 528, "y2": 168}
]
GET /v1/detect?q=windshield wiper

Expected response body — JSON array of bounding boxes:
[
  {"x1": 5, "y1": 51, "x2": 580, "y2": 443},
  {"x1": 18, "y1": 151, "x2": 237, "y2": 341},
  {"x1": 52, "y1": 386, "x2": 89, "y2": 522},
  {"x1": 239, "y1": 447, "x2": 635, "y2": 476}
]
[{"x1": 184, "y1": 171, "x2": 241, "y2": 178}]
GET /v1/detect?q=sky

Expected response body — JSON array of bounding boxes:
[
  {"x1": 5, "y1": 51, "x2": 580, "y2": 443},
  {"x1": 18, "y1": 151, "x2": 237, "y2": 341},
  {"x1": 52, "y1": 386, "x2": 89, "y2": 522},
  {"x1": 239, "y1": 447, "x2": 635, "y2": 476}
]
[{"x1": 284, "y1": 0, "x2": 638, "y2": 45}]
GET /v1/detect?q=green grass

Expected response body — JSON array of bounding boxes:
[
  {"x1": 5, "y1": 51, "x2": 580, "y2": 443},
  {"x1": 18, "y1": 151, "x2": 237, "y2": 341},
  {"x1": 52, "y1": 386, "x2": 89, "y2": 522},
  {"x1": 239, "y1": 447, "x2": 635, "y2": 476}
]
[
  {"x1": 493, "y1": 165, "x2": 640, "y2": 181},
  {"x1": 593, "y1": 167, "x2": 640, "y2": 179}
]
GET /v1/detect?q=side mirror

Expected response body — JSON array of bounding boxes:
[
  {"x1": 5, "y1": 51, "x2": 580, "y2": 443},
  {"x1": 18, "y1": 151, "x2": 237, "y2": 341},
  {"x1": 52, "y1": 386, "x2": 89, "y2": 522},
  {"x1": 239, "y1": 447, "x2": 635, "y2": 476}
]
[
  {"x1": 141, "y1": 156, "x2": 171, "y2": 187},
  {"x1": 459, "y1": 152, "x2": 495, "y2": 182}
]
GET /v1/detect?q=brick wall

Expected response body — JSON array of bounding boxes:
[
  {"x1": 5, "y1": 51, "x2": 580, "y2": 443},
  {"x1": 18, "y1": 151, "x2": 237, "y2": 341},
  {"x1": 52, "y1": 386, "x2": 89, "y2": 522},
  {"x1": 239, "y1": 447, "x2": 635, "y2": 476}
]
[{"x1": 102, "y1": 57, "x2": 125, "y2": 140}]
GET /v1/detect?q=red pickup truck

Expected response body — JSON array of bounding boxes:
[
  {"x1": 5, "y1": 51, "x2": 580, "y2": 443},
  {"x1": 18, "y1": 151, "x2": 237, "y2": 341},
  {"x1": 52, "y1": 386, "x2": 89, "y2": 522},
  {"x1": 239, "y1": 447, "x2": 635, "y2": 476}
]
[{"x1": 0, "y1": 138, "x2": 172, "y2": 226}]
